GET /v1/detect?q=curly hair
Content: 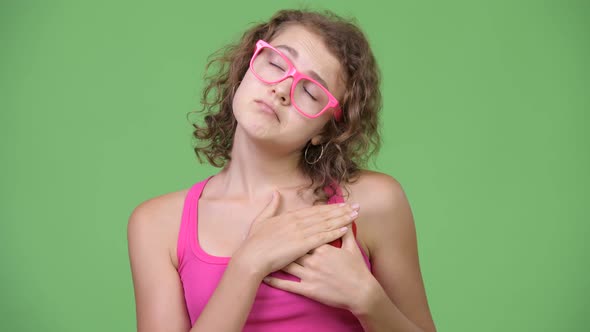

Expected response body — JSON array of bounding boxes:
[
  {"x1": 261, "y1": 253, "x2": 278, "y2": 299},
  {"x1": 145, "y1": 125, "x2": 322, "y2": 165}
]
[{"x1": 189, "y1": 9, "x2": 382, "y2": 204}]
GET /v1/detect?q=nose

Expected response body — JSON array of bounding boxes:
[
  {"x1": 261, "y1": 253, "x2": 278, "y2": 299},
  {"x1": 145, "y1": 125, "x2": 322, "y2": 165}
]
[{"x1": 271, "y1": 77, "x2": 293, "y2": 106}]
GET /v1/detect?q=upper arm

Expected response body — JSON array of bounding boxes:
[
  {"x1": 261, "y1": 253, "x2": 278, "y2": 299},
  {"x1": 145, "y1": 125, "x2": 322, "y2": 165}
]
[
  {"x1": 362, "y1": 173, "x2": 437, "y2": 332},
  {"x1": 127, "y1": 200, "x2": 191, "y2": 332}
]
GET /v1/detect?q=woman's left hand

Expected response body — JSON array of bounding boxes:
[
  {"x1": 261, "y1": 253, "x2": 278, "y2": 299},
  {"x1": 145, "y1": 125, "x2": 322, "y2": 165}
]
[{"x1": 262, "y1": 226, "x2": 375, "y2": 312}]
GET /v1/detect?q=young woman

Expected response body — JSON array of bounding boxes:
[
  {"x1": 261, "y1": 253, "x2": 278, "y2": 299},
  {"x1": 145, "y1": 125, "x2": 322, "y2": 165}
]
[{"x1": 128, "y1": 9, "x2": 436, "y2": 332}]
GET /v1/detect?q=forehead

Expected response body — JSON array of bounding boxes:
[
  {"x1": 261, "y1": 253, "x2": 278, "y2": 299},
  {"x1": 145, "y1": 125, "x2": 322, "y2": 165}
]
[{"x1": 269, "y1": 24, "x2": 345, "y2": 99}]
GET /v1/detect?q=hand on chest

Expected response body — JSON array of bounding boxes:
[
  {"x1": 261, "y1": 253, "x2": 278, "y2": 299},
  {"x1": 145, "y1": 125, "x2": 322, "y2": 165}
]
[{"x1": 197, "y1": 195, "x2": 318, "y2": 257}]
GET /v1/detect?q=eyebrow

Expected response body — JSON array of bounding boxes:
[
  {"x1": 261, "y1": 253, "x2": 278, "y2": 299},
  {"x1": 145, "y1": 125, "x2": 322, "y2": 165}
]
[{"x1": 276, "y1": 44, "x2": 331, "y2": 90}]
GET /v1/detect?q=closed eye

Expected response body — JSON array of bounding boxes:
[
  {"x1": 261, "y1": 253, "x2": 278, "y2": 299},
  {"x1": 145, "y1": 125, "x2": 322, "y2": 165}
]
[
  {"x1": 269, "y1": 62, "x2": 285, "y2": 71},
  {"x1": 303, "y1": 86, "x2": 318, "y2": 101}
]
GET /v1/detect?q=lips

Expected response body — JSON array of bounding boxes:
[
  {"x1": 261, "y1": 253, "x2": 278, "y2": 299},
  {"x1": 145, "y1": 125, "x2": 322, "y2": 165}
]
[{"x1": 255, "y1": 100, "x2": 279, "y2": 121}]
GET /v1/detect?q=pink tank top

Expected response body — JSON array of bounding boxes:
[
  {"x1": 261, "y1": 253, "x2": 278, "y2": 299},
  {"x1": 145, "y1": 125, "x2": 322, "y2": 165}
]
[{"x1": 176, "y1": 176, "x2": 372, "y2": 331}]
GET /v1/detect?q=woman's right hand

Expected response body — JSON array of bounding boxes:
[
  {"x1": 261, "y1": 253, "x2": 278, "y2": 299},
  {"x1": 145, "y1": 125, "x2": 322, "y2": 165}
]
[{"x1": 232, "y1": 190, "x2": 359, "y2": 280}]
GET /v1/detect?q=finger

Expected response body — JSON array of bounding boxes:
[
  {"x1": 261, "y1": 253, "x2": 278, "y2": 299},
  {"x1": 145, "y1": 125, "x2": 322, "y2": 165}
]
[
  {"x1": 295, "y1": 254, "x2": 312, "y2": 266},
  {"x1": 311, "y1": 205, "x2": 358, "y2": 225},
  {"x1": 281, "y1": 262, "x2": 306, "y2": 278},
  {"x1": 305, "y1": 224, "x2": 350, "y2": 249},
  {"x1": 253, "y1": 190, "x2": 281, "y2": 222},
  {"x1": 263, "y1": 276, "x2": 306, "y2": 296},
  {"x1": 312, "y1": 244, "x2": 333, "y2": 254},
  {"x1": 304, "y1": 209, "x2": 356, "y2": 236},
  {"x1": 295, "y1": 200, "x2": 360, "y2": 220},
  {"x1": 342, "y1": 222, "x2": 358, "y2": 251},
  {"x1": 293, "y1": 204, "x2": 346, "y2": 219}
]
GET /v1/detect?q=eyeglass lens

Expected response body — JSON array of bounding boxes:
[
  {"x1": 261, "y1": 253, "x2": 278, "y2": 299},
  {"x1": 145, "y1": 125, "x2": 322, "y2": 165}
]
[{"x1": 251, "y1": 47, "x2": 330, "y2": 116}]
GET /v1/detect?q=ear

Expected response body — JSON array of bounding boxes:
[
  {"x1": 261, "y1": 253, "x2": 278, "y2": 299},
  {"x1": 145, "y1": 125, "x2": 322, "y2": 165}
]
[{"x1": 310, "y1": 134, "x2": 324, "y2": 146}]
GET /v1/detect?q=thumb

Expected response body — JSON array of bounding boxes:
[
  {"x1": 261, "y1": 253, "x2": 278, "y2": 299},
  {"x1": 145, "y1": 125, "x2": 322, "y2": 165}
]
[
  {"x1": 342, "y1": 222, "x2": 358, "y2": 252},
  {"x1": 254, "y1": 190, "x2": 281, "y2": 222}
]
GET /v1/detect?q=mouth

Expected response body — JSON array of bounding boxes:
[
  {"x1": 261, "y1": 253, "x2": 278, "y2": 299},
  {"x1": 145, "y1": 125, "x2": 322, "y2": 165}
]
[{"x1": 255, "y1": 100, "x2": 279, "y2": 122}]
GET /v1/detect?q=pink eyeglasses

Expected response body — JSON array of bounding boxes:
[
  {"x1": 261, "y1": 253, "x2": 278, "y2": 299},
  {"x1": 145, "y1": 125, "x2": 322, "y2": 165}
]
[{"x1": 249, "y1": 40, "x2": 343, "y2": 122}]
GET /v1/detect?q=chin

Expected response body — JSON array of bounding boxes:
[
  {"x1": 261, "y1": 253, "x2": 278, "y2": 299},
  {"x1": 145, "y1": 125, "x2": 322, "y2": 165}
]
[{"x1": 235, "y1": 112, "x2": 277, "y2": 140}]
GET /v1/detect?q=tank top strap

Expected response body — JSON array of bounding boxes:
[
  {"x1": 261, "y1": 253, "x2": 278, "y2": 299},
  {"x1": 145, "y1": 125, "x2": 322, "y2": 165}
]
[
  {"x1": 177, "y1": 176, "x2": 212, "y2": 272},
  {"x1": 324, "y1": 181, "x2": 345, "y2": 204}
]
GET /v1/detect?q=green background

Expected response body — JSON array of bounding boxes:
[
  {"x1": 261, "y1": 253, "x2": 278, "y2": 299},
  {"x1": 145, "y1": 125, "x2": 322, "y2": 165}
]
[{"x1": 1, "y1": 0, "x2": 588, "y2": 331}]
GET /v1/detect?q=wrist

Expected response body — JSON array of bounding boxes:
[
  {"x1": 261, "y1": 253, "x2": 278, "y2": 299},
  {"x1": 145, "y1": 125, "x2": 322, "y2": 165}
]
[
  {"x1": 350, "y1": 274, "x2": 385, "y2": 318},
  {"x1": 228, "y1": 251, "x2": 266, "y2": 281}
]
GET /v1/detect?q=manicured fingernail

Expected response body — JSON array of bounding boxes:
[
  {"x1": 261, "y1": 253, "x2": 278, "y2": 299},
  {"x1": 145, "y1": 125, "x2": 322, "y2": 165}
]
[
  {"x1": 351, "y1": 203, "x2": 360, "y2": 210},
  {"x1": 340, "y1": 226, "x2": 348, "y2": 232},
  {"x1": 350, "y1": 210, "x2": 358, "y2": 218}
]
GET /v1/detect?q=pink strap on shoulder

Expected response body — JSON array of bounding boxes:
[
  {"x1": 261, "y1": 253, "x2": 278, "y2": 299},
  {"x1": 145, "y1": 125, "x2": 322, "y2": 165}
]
[
  {"x1": 177, "y1": 179, "x2": 208, "y2": 270},
  {"x1": 325, "y1": 181, "x2": 345, "y2": 204}
]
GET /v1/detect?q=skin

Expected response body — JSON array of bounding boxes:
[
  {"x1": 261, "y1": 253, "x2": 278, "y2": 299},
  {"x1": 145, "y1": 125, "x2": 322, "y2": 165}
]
[{"x1": 128, "y1": 24, "x2": 436, "y2": 332}]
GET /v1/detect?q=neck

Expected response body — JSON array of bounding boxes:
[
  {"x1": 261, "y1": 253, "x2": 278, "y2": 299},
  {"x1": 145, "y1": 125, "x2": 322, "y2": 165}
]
[{"x1": 214, "y1": 126, "x2": 311, "y2": 201}]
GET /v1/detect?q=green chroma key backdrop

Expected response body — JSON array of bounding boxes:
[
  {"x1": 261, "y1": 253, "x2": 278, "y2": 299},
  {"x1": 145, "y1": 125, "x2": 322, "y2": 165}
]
[{"x1": 1, "y1": 0, "x2": 588, "y2": 331}]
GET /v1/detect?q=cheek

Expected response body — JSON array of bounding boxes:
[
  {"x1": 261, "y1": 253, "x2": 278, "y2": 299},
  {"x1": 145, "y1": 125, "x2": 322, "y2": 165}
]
[
  {"x1": 232, "y1": 73, "x2": 259, "y2": 107},
  {"x1": 238, "y1": 71, "x2": 259, "y2": 92},
  {"x1": 287, "y1": 118, "x2": 329, "y2": 143},
  {"x1": 232, "y1": 79, "x2": 250, "y2": 112}
]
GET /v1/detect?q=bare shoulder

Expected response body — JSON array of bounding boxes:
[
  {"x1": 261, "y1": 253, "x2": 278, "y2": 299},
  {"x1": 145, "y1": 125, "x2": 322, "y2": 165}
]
[
  {"x1": 346, "y1": 170, "x2": 412, "y2": 255},
  {"x1": 347, "y1": 169, "x2": 406, "y2": 210},
  {"x1": 347, "y1": 169, "x2": 408, "y2": 226},
  {"x1": 127, "y1": 188, "x2": 190, "y2": 268},
  {"x1": 128, "y1": 188, "x2": 190, "y2": 224}
]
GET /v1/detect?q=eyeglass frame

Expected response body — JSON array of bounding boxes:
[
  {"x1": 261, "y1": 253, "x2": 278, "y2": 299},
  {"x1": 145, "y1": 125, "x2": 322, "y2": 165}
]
[{"x1": 248, "y1": 39, "x2": 343, "y2": 122}]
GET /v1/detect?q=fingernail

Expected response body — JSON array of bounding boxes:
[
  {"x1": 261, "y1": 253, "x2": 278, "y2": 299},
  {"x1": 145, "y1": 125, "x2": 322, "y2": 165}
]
[
  {"x1": 350, "y1": 210, "x2": 358, "y2": 219},
  {"x1": 351, "y1": 203, "x2": 360, "y2": 210}
]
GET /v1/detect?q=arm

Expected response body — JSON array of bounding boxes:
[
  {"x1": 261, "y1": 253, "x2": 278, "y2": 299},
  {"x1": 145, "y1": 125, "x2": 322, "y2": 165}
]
[
  {"x1": 190, "y1": 259, "x2": 262, "y2": 331},
  {"x1": 353, "y1": 174, "x2": 437, "y2": 332},
  {"x1": 127, "y1": 199, "x2": 191, "y2": 331},
  {"x1": 127, "y1": 198, "x2": 263, "y2": 332}
]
